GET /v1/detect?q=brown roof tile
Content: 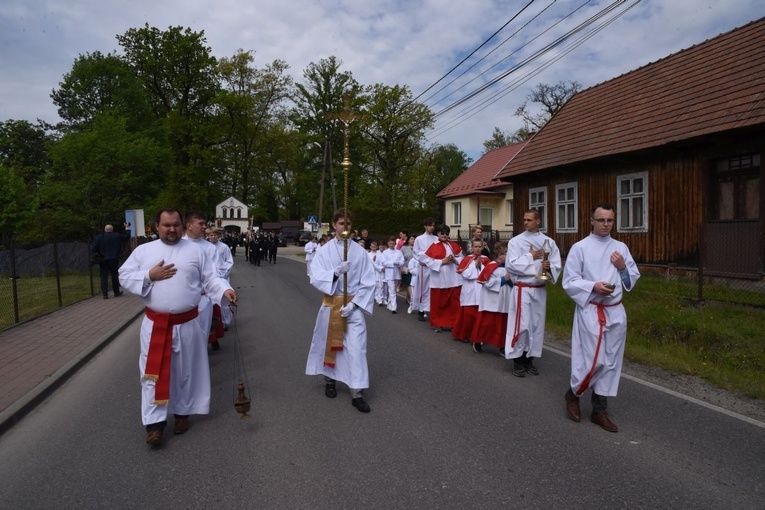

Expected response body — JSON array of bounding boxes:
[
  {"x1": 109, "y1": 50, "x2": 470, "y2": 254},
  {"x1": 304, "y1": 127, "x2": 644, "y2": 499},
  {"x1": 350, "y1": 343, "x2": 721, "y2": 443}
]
[
  {"x1": 498, "y1": 18, "x2": 765, "y2": 178},
  {"x1": 437, "y1": 141, "x2": 527, "y2": 198}
]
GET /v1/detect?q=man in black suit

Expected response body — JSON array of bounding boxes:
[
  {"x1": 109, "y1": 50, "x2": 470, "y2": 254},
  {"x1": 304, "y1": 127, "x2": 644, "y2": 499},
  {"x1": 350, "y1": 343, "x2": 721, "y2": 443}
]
[{"x1": 92, "y1": 222, "x2": 131, "y2": 299}]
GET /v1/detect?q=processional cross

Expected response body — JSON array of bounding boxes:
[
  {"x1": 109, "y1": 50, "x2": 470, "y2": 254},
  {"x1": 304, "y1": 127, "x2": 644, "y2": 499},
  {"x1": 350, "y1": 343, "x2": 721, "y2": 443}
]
[{"x1": 326, "y1": 95, "x2": 364, "y2": 308}]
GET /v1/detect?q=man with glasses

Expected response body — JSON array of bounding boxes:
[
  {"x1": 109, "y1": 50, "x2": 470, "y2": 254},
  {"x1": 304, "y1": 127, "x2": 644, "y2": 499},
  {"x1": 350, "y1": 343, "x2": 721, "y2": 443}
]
[{"x1": 562, "y1": 203, "x2": 640, "y2": 433}]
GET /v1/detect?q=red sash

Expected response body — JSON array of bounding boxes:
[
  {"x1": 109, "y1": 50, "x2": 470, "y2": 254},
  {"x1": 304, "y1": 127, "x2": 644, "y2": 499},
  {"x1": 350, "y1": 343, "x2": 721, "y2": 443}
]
[
  {"x1": 575, "y1": 300, "x2": 622, "y2": 396},
  {"x1": 143, "y1": 306, "x2": 199, "y2": 405},
  {"x1": 509, "y1": 282, "x2": 545, "y2": 348}
]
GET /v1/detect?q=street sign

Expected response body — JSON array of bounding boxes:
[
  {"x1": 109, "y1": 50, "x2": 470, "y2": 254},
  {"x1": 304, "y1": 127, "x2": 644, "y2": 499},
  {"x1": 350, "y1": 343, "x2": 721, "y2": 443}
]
[{"x1": 308, "y1": 215, "x2": 317, "y2": 225}]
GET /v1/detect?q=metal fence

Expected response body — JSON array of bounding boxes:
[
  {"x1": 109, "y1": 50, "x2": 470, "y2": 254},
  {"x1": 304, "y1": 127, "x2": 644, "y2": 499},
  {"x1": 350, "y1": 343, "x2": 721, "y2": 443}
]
[{"x1": 0, "y1": 240, "x2": 99, "y2": 330}]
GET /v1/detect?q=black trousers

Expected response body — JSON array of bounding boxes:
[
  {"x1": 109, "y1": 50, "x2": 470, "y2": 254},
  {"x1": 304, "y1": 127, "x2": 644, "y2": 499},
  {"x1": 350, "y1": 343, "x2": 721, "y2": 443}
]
[{"x1": 99, "y1": 259, "x2": 120, "y2": 297}]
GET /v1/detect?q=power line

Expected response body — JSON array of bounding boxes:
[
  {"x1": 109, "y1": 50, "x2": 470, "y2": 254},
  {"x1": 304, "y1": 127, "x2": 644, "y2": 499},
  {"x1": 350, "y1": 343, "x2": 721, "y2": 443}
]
[
  {"x1": 411, "y1": 0, "x2": 538, "y2": 103},
  {"x1": 427, "y1": 0, "x2": 640, "y2": 140},
  {"x1": 433, "y1": 0, "x2": 628, "y2": 119},
  {"x1": 424, "y1": 0, "x2": 592, "y2": 109},
  {"x1": 419, "y1": 0, "x2": 562, "y2": 106}
]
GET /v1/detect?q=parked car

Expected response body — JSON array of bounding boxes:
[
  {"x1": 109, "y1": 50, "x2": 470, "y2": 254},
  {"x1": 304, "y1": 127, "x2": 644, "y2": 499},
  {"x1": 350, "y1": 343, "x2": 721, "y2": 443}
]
[{"x1": 297, "y1": 231, "x2": 313, "y2": 246}]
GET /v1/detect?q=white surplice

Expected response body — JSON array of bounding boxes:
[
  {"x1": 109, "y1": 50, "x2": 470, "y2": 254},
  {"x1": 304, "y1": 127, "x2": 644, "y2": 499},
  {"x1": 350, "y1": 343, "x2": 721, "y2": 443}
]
[
  {"x1": 305, "y1": 238, "x2": 375, "y2": 390},
  {"x1": 562, "y1": 234, "x2": 640, "y2": 397},
  {"x1": 119, "y1": 238, "x2": 233, "y2": 425},
  {"x1": 211, "y1": 239, "x2": 234, "y2": 324},
  {"x1": 411, "y1": 232, "x2": 438, "y2": 312},
  {"x1": 504, "y1": 231, "x2": 562, "y2": 360}
]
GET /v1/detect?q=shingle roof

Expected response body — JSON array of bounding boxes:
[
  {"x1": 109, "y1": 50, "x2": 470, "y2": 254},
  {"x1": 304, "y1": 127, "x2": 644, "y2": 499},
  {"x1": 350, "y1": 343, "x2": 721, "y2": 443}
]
[
  {"x1": 437, "y1": 141, "x2": 527, "y2": 198},
  {"x1": 498, "y1": 17, "x2": 765, "y2": 179}
]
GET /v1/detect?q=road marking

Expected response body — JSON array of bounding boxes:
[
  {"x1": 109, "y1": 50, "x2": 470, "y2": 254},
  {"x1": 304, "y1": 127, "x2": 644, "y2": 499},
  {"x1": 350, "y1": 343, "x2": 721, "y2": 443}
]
[{"x1": 545, "y1": 345, "x2": 765, "y2": 430}]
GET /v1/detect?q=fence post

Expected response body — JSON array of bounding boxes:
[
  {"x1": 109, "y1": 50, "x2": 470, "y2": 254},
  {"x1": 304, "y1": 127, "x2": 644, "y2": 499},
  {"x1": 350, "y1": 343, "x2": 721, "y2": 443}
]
[
  {"x1": 10, "y1": 237, "x2": 20, "y2": 324},
  {"x1": 88, "y1": 244, "x2": 95, "y2": 297},
  {"x1": 53, "y1": 242, "x2": 63, "y2": 307},
  {"x1": 697, "y1": 224, "x2": 704, "y2": 302}
]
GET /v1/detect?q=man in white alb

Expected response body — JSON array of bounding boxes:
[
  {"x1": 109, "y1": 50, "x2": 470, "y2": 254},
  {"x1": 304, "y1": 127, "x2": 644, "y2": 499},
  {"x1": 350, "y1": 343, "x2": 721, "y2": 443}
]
[
  {"x1": 119, "y1": 208, "x2": 236, "y2": 446},
  {"x1": 504, "y1": 209, "x2": 562, "y2": 377},
  {"x1": 562, "y1": 203, "x2": 640, "y2": 433}
]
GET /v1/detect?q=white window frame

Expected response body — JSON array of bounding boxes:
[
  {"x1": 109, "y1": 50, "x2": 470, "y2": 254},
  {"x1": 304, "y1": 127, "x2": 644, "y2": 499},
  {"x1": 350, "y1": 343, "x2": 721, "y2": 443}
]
[
  {"x1": 616, "y1": 171, "x2": 648, "y2": 232},
  {"x1": 505, "y1": 199, "x2": 514, "y2": 227},
  {"x1": 452, "y1": 202, "x2": 462, "y2": 225},
  {"x1": 479, "y1": 207, "x2": 494, "y2": 230},
  {"x1": 555, "y1": 182, "x2": 578, "y2": 233},
  {"x1": 529, "y1": 186, "x2": 548, "y2": 232}
]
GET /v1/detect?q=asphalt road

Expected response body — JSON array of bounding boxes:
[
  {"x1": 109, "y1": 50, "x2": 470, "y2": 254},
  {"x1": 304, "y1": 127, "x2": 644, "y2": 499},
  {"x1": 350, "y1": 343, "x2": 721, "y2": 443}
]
[{"x1": 1, "y1": 253, "x2": 763, "y2": 509}]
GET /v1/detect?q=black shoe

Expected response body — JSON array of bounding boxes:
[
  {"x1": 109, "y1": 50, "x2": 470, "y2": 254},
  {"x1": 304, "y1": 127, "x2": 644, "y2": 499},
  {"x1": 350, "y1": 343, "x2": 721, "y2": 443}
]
[
  {"x1": 391, "y1": 310, "x2": 397, "y2": 314},
  {"x1": 103, "y1": 295, "x2": 108, "y2": 299},
  {"x1": 433, "y1": 327, "x2": 443, "y2": 333},
  {"x1": 525, "y1": 360, "x2": 540, "y2": 376},
  {"x1": 472, "y1": 342, "x2": 483, "y2": 353},
  {"x1": 223, "y1": 325, "x2": 229, "y2": 332},
  {"x1": 352, "y1": 397, "x2": 371, "y2": 413},
  {"x1": 325, "y1": 383, "x2": 337, "y2": 399},
  {"x1": 211, "y1": 341, "x2": 220, "y2": 351},
  {"x1": 499, "y1": 348, "x2": 505, "y2": 357},
  {"x1": 512, "y1": 363, "x2": 526, "y2": 377},
  {"x1": 417, "y1": 312, "x2": 427, "y2": 322},
  {"x1": 114, "y1": 291, "x2": 123, "y2": 297}
]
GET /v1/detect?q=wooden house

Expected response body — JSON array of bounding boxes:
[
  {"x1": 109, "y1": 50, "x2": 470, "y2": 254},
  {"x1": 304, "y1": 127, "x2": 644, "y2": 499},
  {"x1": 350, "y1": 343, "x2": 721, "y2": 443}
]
[{"x1": 496, "y1": 18, "x2": 765, "y2": 278}]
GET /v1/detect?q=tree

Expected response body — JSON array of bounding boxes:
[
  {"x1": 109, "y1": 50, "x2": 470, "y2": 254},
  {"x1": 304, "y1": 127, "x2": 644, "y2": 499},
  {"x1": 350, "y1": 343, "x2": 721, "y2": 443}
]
[
  {"x1": 217, "y1": 50, "x2": 293, "y2": 208},
  {"x1": 481, "y1": 126, "x2": 526, "y2": 154},
  {"x1": 41, "y1": 111, "x2": 169, "y2": 240},
  {"x1": 116, "y1": 24, "x2": 222, "y2": 212},
  {"x1": 514, "y1": 80, "x2": 581, "y2": 131},
  {"x1": 406, "y1": 143, "x2": 471, "y2": 216},
  {"x1": 291, "y1": 57, "x2": 360, "y2": 218},
  {"x1": 357, "y1": 83, "x2": 434, "y2": 206},
  {"x1": 0, "y1": 120, "x2": 50, "y2": 241},
  {"x1": 50, "y1": 51, "x2": 152, "y2": 131}
]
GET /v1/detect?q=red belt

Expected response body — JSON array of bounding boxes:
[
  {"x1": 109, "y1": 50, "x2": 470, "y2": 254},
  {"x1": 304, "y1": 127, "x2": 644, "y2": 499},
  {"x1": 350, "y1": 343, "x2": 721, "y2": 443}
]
[
  {"x1": 509, "y1": 282, "x2": 545, "y2": 348},
  {"x1": 574, "y1": 300, "x2": 621, "y2": 396},
  {"x1": 143, "y1": 306, "x2": 199, "y2": 405}
]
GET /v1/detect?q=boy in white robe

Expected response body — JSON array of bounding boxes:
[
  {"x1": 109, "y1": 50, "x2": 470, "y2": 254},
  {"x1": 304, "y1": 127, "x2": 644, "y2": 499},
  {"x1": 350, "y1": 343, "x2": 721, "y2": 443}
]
[
  {"x1": 304, "y1": 235, "x2": 318, "y2": 277},
  {"x1": 119, "y1": 208, "x2": 236, "y2": 446},
  {"x1": 504, "y1": 209, "x2": 562, "y2": 377},
  {"x1": 306, "y1": 209, "x2": 376, "y2": 413},
  {"x1": 562, "y1": 203, "x2": 640, "y2": 433},
  {"x1": 379, "y1": 236, "x2": 405, "y2": 313},
  {"x1": 207, "y1": 227, "x2": 234, "y2": 330},
  {"x1": 411, "y1": 218, "x2": 438, "y2": 321}
]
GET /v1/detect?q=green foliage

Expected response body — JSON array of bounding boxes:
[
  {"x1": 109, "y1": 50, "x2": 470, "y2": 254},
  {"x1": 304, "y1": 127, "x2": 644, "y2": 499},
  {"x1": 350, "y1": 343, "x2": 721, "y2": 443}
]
[
  {"x1": 50, "y1": 51, "x2": 152, "y2": 130},
  {"x1": 44, "y1": 111, "x2": 169, "y2": 239}
]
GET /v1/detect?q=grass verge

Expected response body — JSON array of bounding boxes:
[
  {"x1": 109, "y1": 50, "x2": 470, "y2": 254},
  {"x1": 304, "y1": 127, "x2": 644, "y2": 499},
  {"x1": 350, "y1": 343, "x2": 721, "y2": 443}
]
[
  {"x1": 545, "y1": 272, "x2": 765, "y2": 400},
  {"x1": 0, "y1": 273, "x2": 94, "y2": 330}
]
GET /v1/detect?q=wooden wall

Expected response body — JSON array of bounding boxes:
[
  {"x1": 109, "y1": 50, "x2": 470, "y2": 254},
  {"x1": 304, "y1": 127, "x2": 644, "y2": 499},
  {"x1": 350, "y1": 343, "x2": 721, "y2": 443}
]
[{"x1": 511, "y1": 132, "x2": 763, "y2": 266}]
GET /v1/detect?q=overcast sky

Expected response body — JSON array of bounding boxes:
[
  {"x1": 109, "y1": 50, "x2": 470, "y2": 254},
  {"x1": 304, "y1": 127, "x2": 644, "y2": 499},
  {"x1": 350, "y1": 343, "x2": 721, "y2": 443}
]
[{"x1": 1, "y1": 0, "x2": 762, "y2": 160}]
